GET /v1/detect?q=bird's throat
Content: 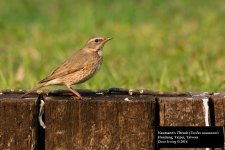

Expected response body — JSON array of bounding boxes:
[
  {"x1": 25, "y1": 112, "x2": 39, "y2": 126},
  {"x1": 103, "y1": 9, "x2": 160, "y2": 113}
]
[{"x1": 97, "y1": 50, "x2": 103, "y2": 57}]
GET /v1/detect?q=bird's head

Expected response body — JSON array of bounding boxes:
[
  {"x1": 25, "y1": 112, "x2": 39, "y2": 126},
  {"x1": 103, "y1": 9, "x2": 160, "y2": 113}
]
[{"x1": 85, "y1": 37, "x2": 112, "y2": 52}]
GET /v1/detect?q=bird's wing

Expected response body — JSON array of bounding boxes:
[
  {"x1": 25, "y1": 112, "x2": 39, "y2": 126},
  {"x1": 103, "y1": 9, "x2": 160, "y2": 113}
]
[{"x1": 39, "y1": 50, "x2": 89, "y2": 83}]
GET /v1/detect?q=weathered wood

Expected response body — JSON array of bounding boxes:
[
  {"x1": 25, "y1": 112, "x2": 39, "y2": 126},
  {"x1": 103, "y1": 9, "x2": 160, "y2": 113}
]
[
  {"x1": 158, "y1": 96, "x2": 209, "y2": 150},
  {"x1": 211, "y1": 94, "x2": 225, "y2": 149},
  {"x1": 101, "y1": 88, "x2": 195, "y2": 97},
  {"x1": 0, "y1": 93, "x2": 38, "y2": 150},
  {"x1": 45, "y1": 95, "x2": 156, "y2": 150},
  {"x1": 158, "y1": 97, "x2": 207, "y2": 126},
  {"x1": 0, "y1": 89, "x2": 224, "y2": 149}
]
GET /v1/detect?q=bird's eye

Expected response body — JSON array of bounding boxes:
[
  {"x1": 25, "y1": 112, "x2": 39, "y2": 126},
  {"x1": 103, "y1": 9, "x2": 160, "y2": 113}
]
[{"x1": 95, "y1": 39, "x2": 99, "y2": 43}]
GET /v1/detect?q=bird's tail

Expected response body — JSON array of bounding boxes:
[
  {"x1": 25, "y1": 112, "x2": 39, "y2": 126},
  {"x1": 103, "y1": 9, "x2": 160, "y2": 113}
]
[{"x1": 21, "y1": 83, "x2": 45, "y2": 98}]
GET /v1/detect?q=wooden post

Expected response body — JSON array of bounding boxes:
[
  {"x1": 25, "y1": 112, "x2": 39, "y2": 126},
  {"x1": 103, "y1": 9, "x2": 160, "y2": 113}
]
[
  {"x1": 44, "y1": 94, "x2": 156, "y2": 149},
  {"x1": 211, "y1": 93, "x2": 225, "y2": 149},
  {"x1": 0, "y1": 91, "x2": 38, "y2": 150},
  {"x1": 158, "y1": 96, "x2": 207, "y2": 126},
  {"x1": 157, "y1": 94, "x2": 217, "y2": 150}
]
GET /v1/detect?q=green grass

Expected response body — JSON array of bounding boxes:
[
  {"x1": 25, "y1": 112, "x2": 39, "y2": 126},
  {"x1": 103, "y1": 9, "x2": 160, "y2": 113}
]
[{"x1": 1, "y1": 0, "x2": 225, "y2": 92}]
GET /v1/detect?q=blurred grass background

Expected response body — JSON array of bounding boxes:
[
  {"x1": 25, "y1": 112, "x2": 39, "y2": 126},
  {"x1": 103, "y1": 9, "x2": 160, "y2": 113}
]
[{"x1": 0, "y1": 0, "x2": 225, "y2": 92}]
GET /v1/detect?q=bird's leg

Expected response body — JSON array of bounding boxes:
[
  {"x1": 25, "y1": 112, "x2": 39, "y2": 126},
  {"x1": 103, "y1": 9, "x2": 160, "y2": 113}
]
[
  {"x1": 69, "y1": 88, "x2": 83, "y2": 100},
  {"x1": 65, "y1": 84, "x2": 83, "y2": 100}
]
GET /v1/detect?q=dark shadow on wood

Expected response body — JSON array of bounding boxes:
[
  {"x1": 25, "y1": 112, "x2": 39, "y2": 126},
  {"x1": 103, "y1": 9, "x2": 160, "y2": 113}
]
[
  {"x1": 208, "y1": 98, "x2": 215, "y2": 127},
  {"x1": 208, "y1": 99, "x2": 216, "y2": 150},
  {"x1": 154, "y1": 97, "x2": 160, "y2": 150},
  {"x1": 36, "y1": 95, "x2": 45, "y2": 150}
]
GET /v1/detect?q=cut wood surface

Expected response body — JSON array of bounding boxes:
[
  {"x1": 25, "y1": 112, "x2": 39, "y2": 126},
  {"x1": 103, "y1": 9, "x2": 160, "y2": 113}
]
[{"x1": 0, "y1": 89, "x2": 224, "y2": 150}]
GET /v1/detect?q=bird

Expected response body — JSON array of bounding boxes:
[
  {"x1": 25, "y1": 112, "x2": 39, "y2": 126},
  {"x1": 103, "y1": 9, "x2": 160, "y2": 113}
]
[{"x1": 22, "y1": 36, "x2": 112, "y2": 99}]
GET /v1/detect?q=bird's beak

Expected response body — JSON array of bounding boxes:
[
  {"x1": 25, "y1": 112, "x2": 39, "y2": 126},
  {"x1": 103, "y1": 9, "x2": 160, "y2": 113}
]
[{"x1": 103, "y1": 37, "x2": 112, "y2": 43}]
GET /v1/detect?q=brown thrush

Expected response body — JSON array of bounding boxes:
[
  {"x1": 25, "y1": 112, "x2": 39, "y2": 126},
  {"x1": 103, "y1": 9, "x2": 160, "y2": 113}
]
[{"x1": 22, "y1": 36, "x2": 112, "y2": 99}]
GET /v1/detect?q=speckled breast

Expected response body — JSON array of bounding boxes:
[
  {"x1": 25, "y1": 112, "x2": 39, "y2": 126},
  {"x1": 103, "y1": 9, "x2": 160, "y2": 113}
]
[{"x1": 70, "y1": 53, "x2": 103, "y2": 84}]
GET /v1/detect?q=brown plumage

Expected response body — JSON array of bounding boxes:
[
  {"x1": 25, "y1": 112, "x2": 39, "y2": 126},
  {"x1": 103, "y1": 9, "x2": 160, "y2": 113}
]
[{"x1": 22, "y1": 37, "x2": 112, "y2": 99}]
